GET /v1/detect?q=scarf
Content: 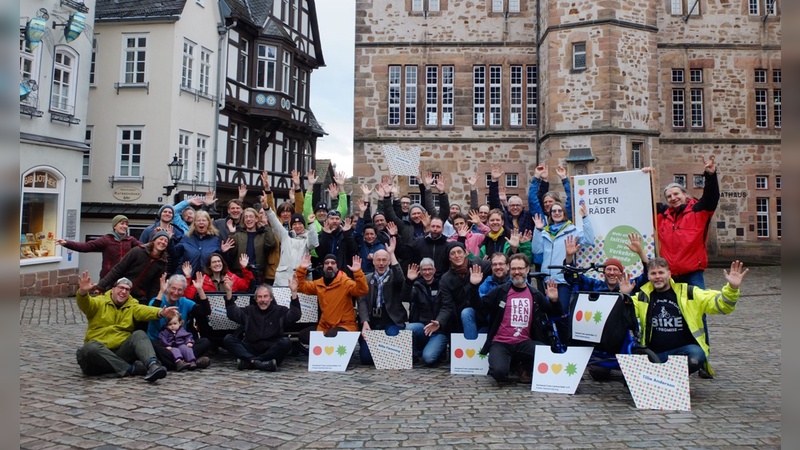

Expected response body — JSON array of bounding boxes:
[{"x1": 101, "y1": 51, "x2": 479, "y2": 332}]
[
  {"x1": 487, "y1": 228, "x2": 505, "y2": 241},
  {"x1": 112, "y1": 230, "x2": 127, "y2": 241},
  {"x1": 546, "y1": 220, "x2": 570, "y2": 237},
  {"x1": 451, "y1": 259, "x2": 469, "y2": 276},
  {"x1": 373, "y1": 270, "x2": 389, "y2": 308}
]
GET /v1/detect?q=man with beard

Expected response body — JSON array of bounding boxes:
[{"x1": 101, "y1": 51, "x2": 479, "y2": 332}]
[
  {"x1": 213, "y1": 197, "x2": 245, "y2": 242},
  {"x1": 472, "y1": 254, "x2": 562, "y2": 383},
  {"x1": 222, "y1": 278, "x2": 301, "y2": 371},
  {"x1": 294, "y1": 253, "x2": 369, "y2": 345},
  {"x1": 460, "y1": 252, "x2": 511, "y2": 340},
  {"x1": 316, "y1": 211, "x2": 358, "y2": 279},
  {"x1": 563, "y1": 233, "x2": 650, "y2": 294},
  {"x1": 405, "y1": 217, "x2": 450, "y2": 276}
]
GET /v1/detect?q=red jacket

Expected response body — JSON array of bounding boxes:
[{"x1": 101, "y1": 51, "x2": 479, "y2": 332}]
[
  {"x1": 183, "y1": 268, "x2": 253, "y2": 299},
  {"x1": 656, "y1": 172, "x2": 719, "y2": 276},
  {"x1": 62, "y1": 234, "x2": 141, "y2": 278}
]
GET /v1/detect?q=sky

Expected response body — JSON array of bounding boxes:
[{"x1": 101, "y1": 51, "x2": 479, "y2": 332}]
[{"x1": 309, "y1": 0, "x2": 356, "y2": 177}]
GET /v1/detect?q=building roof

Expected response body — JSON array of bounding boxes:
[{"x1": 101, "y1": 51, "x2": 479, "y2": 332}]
[
  {"x1": 308, "y1": 111, "x2": 327, "y2": 136},
  {"x1": 95, "y1": 0, "x2": 187, "y2": 20},
  {"x1": 82, "y1": 202, "x2": 163, "y2": 220}
]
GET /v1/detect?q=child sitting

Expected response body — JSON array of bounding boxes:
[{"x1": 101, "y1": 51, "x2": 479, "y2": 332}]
[{"x1": 159, "y1": 312, "x2": 198, "y2": 371}]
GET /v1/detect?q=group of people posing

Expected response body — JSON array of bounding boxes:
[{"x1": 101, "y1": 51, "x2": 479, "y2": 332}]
[{"x1": 69, "y1": 157, "x2": 749, "y2": 384}]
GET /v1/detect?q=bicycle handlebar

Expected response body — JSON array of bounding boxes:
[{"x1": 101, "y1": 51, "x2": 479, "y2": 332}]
[{"x1": 547, "y1": 263, "x2": 606, "y2": 274}]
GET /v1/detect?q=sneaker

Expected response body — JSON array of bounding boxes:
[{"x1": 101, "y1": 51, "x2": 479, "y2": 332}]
[
  {"x1": 144, "y1": 364, "x2": 167, "y2": 382},
  {"x1": 188, "y1": 362, "x2": 197, "y2": 370},
  {"x1": 237, "y1": 359, "x2": 253, "y2": 370},
  {"x1": 129, "y1": 360, "x2": 146, "y2": 376},
  {"x1": 195, "y1": 356, "x2": 210, "y2": 369},
  {"x1": 253, "y1": 359, "x2": 278, "y2": 372},
  {"x1": 175, "y1": 360, "x2": 191, "y2": 372},
  {"x1": 698, "y1": 367, "x2": 713, "y2": 379},
  {"x1": 518, "y1": 370, "x2": 532, "y2": 384}
]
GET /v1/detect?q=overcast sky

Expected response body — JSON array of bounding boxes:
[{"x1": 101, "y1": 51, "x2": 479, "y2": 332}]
[{"x1": 310, "y1": 0, "x2": 356, "y2": 176}]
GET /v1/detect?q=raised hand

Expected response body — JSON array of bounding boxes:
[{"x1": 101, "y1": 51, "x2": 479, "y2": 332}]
[
  {"x1": 334, "y1": 170, "x2": 347, "y2": 186},
  {"x1": 579, "y1": 202, "x2": 588, "y2": 218},
  {"x1": 498, "y1": 184, "x2": 507, "y2": 204},
  {"x1": 360, "y1": 184, "x2": 372, "y2": 198},
  {"x1": 618, "y1": 273, "x2": 635, "y2": 295},
  {"x1": 520, "y1": 229, "x2": 533, "y2": 244},
  {"x1": 540, "y1": 165, "x2": 549, "y2": 179},
  {"x1": 158, "y1": 273, "x2": 168, "y2": 294},
  {"x1": 204, "y1": 189, "x2": 217, "y2": 207},
  {"x1": 420, "y1": 212, "x2": 431, "y2": 231},
  {"x1": 374, "y1": 183, "x2": 386, "y2": 198},
  {"x1": 226, "y1": 219, "x2": 236, "y2": 233},
  {"x1": 533, "y1": 213, "x2": 545, "y2": 230},
  {"x1": 223, "y1": 275, "x2": 233, "y2": 293},
  {"x1": 221, "y1": 238, "x2": 235, "y2": 253},
  {"x1": 469, "y1": 264, "x2": 483, "y2": 286},
  {"x1": 534, "y1": 165, "x2": 545, "y2": 179},
  {"x1": 181, "y1": 261, "x2": 193, "y2": 279},
  {"x1": 625, "y1": 233, "x2": 644, "y2": 257},
  {"x1": 390, "y1": 184, "x2": 399, "y2": 197},
  {"x1": 291, "y1": 169, "x2": 301, "y2": 188},
  {"x1": 307, "y1": 213, "x2": 316, "y2": 224},
  {"x1": 435, "y1": 174, "x2": 446, "y2": 193},
  {"x1": 78, "y1": 271, "x2": 93, "y2": 294},
  {"x1": 238, "y1": 183, "x2": 248, "y2": 200},
  {"x1": 189, "y1": 197, "x2": 204, "y2": 207},
  {"x1": 385, "y1": 236, "x2": 397, "y2": 255},
  {"x1": 564, "y1": 235, "x2": 581, "y2": 257},
  {"x1": 356, "y1": 197, "x2": 368, "y2": 216},
  {"x1": 300, "y1": 253, "x2": 313, "y2": 269},
  {"x1": 386, "y1": 221, "x2": 398, "y2": 236},
  {"x1": 545, "y1": 279, "x2": 559, "y2": 303},
  {"x1": 468, "y1": 209, "x2": 482, "y2": 225},
  {"x1": 341, "y1": 216, "x2": 353, "y2": 232},
  {"x1": 406, "y1": 263, "x2": 419, "y2": 281},
  {"x1": 261, "y1": 170, "x2": 271, "y2": 190},
  {"x1": 508, "y1": 228, "x2": 521, "y2": 248},
  {"x1": 347, "y1": 255, "x2": 362, "y2": 273},
  {"x1": 306, "y1": 169, "x2": 318, "y2": 185},
  {"x1": 424, "y1": 171, "x2": 434, "y2": 188},
  {"x1": 260, "y1": 190, "x2": 269, "y2": 207},
  {"x1": 702, "y1": 155, "x2": 716, "y2": 174},
  {"x1": 723, "y1": 260, "x2": 749, "y2": 290},
  {"x1": 192, "y1": 271, "x2": 205, "y2": 293},
  {"x1": 556, "y1": 165, "x2": 567, "y2": 180},
  {"x1": 467, "y1": 172, "x2": 478, "y2": 187},
  {"x1": 456, "y1": 221, "x2": 468, "y2": 237},
  {"x1": 239, "y1": 253, "x2": 249, "y2": 268},
  {"x1": 490, "y1": 163, "x2": 503, "y2": 182},
  {"x1": 289, "y1": 275, "x2": 298, "y2": 295},
  {"x1": 327, "y1": 182, "x2": 339, "y2": 198}
]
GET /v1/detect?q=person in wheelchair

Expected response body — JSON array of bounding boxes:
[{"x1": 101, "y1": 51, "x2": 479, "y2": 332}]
[
  {"x1": 562, "y1": 233, "x2": 650, "y2": 295},
  {"x1": 630, "y1": 257, "x2": 748, "y2": 377}
]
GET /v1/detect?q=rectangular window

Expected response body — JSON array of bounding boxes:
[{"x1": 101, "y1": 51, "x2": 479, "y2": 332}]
[
  {"x1": 182, "y1": 40, "x2": 195, "y2": 88},
  {"x1": 693, "y1": 174, "x2": 705, "y2": 188},
  {"x1": 405, "y1": 66, "x2": 417, "y2": 126},
  {"x1": 228, "y1": 124, "x2": 238, "y2": 164},
  {"x1": 123, "y1": 35, "x2": 147, "y2": 84},
  {"x1": 409, "y1": 176, "x2": 419, "y2": 186},
  {"x1": 510, "y1": 66, "x2": 522, "y2": 126},
  {"x1": 672, "y1": 89, "x2": 685, "y2": 128},
  {"x1": 631, "y1": 142, "x2": 642, "y2": 169},
  {"x1": 442, "y1": 66, "x2": 454, "y2": 126},
  {"x1": 776, "y1": 197, "x2": 781, "y2": 238},
  {"x1": 687, "y1": 0, "x2": 701, "y2": 15},
  {"x1": 755, "y1": 175, "x2": 768, "y2": 189},
  {"x1": 776, "y1": 175, "x2": 781, "y2": 189},
  {"x1": 485, "y1": 173, "x2": 492, "y2": 187},
  {"x1": 489, "y1": 66, "x2": 502, "y2": 126},
  {"x1": 238, "y1": 39, "x2": 249, "y2": 83},
  {"x1": 83, "y1": 127, "x2": 93, "y2": 180},
  {"x1": 282, "y1": 51, "x2": 291, "y2": 94},
  {"x1": 256, "y1": 44, "x2": 277, "y2": 90},
  {"x1": 473, "y1": 66, "x2": 486, "y2": 126},
  {"x1": 118, "y1": 127, "x2": 143, "y2": 177},
  {"x1": 773, "y1": 68, "x2": 781, "y2": 83},
  {"x1": 492, "y1": 0, "x2": 503, "y2": 12},
  {"x1": 690, "y1": 88, "x2": 703, "y2": 128},
  {"x1": 673, "y1": 174, "x2": 687, "y2": 187},
  {"x1": 773, "y1": 89, "x2": 781, "y2": 128},
  {"x1": 672, "y1": 69, "x2": 684, "y2": 83},
  {"x1": 509, "y1": 0, "x2": 521, "y2": 12},
  {"x1": 51, "y1": 50, "x2": 76, "y2": 114},
  {"x1": 690, "y1": 68, "x2": 702, "y2": 83},
  {"x1": 572, "y1": 42, "x2": 586, "y2": 70},
  {"x1": 241, "y1": 126, "x2": 250, "y2": 167},
  {"x1": 199, "y1": 48, "x2": 211, "y2": 95},
  {"x1": 426, "y1": 66, "x2": 438, "y2": 126},
  {"x1": 429, "y1": 0, "x2": 440, "y2": 11},
  {"x1": 299, "y1": 69, "x2": 308, "y2": 107},
  {"x1": 89, "y1": 37, "x2": 97, "y2": 86},
  {"x1": 670, "y1": 0, "x2": 683, "y2": 14},
  {"x1": 749, "y1": 0, "x2": 759, "y2": 15},
  {"x1": 505, "y1": 173, "x2": 518, "y2": 188},
  {"x1": 178, "y1": 131, "x2": 192, "y2": 181},
  {"x1": 755, "y1": 89, "x2": 767, "y2": 128},
  {"x1": 388, "y1": 65, "x2": 401, "y2": 126},
  {"x1": 20, "y1": 37, "x2": 39, "y2": 83},
  {"x1": 527, "y1": 65, "x2": 538, "y2": 126},
  {"x1": 412, "y1": 0, "x2": 423, "y2": 11},
  {"x1": 409, "y1": 193, "x2": 421, "y2": 205},
  {"x1": 196, "y1": 136, "x2": 208, "y2": 182},
  {"x1": 756, "y1": 197, "x2": 769, "y2": 237},
  {"x1": 754, "y1": 68, "x2": 767, "y2": 84}
]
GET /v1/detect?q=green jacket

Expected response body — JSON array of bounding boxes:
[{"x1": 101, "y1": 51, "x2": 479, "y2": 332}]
[
  {"x1": 633, "y1": 279, "x2": 740, "y2": 376},
  {"x1": 77, "y1": 291, "x2": 161, "y2": 350},
  {"x1": 304, "y1": 190, "x2": 348, "y2": 257}
]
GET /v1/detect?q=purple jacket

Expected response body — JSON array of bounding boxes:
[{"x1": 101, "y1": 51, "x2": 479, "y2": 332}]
[{"x1": 159, "y1": 327, "x2": 195, "y2": 347}]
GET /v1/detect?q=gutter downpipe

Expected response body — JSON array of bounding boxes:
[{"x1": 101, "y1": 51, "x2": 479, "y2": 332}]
[{"x1": 535, "y1": 0, "x2": 541, "y2": 166}]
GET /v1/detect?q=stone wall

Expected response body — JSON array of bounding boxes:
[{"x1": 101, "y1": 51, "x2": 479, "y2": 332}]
[{"x1": 20, "y1": 268, "x2": 80, "y2": 298}]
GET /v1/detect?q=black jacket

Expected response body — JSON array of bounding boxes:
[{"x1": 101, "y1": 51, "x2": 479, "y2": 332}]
[
  {"x1": 403, "y1": 275, "x2": 442, "y2": 325},
  {"x1": 225, "y1": 297, "x2": 301, "y2": 354},
  {"x1": 358, "y1": 264, "x2": 407, "y2": 327},
  {"x1": 435, "y1": 257, "x2": 492, "y2": 333}
]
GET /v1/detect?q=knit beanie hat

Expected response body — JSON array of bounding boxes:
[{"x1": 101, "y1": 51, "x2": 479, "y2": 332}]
[
  {"x1": 111, "y1": 215, "x2": 129, "y2": 228},
  {"x1": 323, "y1": 253, "x2": 338, "y2": 264},
  {"x1": 151, "y1": 230, "x2": 170, "y2": 242},
  {"x1": 408, "y1": 204, "x2": 425, "y2": 215},
  {"x1": 290, "y1": 213, "x2": 305, "y2": 226},
  {"x1": 603, "y1": 258, "x2": 624, "y2": 272},
  {"x1": 158, "y1": 204, "x2": 175, "y2": 218},
  {"x1": 446, "y1": 240, "x2": 466, "y2": 255}
]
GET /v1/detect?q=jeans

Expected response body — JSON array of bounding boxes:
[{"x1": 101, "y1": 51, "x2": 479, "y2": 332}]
[
  {"x1": 674, "y1": 270, "x2": 710, "y2": 346},
  {"x1": 487, "y1": 339, "x2": 543, "y2": 382},
  {"x1": 405, "y1": 322, "x2": 449, "y2": 366},
  {"x1": 359, "y1": 324, "x2": 403, "y2": 366},
  {"x1": 76, "y1": 330, "x2": 157, "y2": 377},
  {"x1": 655, "y1": 344, "x2": 706, "y2": 374},
  {"x1": 461, "y1": 308, "x2": 489, "y2": 340},
  {"x1": 222, "y1": 334, "x2": 291, "y2": 365}
]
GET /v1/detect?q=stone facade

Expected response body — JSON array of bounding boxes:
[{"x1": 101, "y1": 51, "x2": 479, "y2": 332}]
[
  {"x1": 353, "y1": 0, "x2": 781, "y2": 263},
  {"x1": 20, "y1": 268, "x2": 80, "y2": 298}
]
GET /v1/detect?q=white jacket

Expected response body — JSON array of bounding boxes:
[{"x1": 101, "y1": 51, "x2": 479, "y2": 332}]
[{"x1": 267, "y1": 209, "x2": 319, "y2": 287}]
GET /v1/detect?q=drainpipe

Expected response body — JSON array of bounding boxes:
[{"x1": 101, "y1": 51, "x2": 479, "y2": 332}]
[{"x1": 535, "y1": 0, "x2": 541, "y2": 165}]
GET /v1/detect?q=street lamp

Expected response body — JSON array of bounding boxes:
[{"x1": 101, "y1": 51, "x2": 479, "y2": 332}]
[{"x1": 162, "y1": 154, "x2": 184, "y2": 197}]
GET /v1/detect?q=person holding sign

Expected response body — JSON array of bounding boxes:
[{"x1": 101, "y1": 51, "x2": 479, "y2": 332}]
[
  {"x1": 470, "y1": 254, "x2": 561, "y2": 383},
  {"x1": 531, "y1": 202, "x2": 595, "y2": 311},
  {"x1": 631, "y1": 258, "x2": 748, "y2": 377}
]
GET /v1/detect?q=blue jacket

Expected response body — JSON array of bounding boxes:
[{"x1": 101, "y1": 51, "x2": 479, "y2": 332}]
[
  {"x1": 174, "y1": 233, "x2": 222, "y2": 276},
  {"x1": 146, "y1": 295, "x2": 197, "y2": 341},
  {"x1": 488, "y1": 180, "x2": 534, "y2": 234},
  {"x1": 528, "y1": 177, "x2": 573, "y2": 265},
  {"x1": 171, "y1": 200, "x2": 192, "y2": 233},
  {"x1": 478, "y1": 275, "x2": 509, "y2": 298},
  {"x1": 531, "y1": 218, "x2": 594, "y2": 284}
]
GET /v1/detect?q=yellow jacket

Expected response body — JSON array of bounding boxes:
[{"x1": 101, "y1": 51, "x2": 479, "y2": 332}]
[
  {"x1": 633, "y1": 279, "x2": 740, "y2": 376},
  {"x1": 77, "y1": 291, "x2": 161, "y2": 349}
]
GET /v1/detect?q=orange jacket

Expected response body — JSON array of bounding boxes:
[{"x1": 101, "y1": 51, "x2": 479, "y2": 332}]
[{"x1": 295, "y1": 266, "x2": 369, "y2": 333}]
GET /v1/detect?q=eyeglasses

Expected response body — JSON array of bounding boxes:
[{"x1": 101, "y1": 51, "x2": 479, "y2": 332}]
[
  {"x1": 401, "y1": 201, "x2": 411, "y2": 205},
  {"x1": 550, "y1": 209, "x2": 564, "y2": 213},
  {"x1": 115, "y1": 285, "x2": 131, "y2": 291},
  {"x1": 508, "y1": 203, "x2": 523, "y2": 208}
]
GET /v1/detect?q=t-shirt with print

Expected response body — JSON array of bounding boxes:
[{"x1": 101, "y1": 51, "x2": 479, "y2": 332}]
[
  {"x1": 647, "y1": 289, "x2": 695, "y2": 353},
  {"x1": 493, "y1": 285, "x2": 534, "y2": 345}
]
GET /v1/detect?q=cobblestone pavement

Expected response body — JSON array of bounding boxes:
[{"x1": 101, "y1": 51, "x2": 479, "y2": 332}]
[{"x1": 20, "y1": 266, "x2": 781, "y2": 449}]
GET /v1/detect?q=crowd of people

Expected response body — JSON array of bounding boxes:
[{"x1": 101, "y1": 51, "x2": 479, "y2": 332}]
[{"x1": 68, "y1": 159, "x2": 749, "y2": 384}]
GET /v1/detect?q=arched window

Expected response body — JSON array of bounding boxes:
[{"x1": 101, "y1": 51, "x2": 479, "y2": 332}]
[
  {"x1": 20, "y1": 168, "x2": 64, "y2": 264},
  {"x1": 51, "y1": 46, "x2": 79, "y2": 115}
]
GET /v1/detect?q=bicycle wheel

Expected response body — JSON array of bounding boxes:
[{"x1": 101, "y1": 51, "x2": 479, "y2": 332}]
[{"x1": 631, "y1": 346, "x2": 660, "y2": 363}]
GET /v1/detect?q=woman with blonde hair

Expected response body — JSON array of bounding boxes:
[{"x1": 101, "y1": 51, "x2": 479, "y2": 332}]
[{"x1": 175, "y1": 210, "x2": 235, "y2": 276}]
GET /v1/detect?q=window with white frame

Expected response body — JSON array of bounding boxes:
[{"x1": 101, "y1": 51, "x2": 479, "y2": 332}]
[
  {"x1": 485, "y1": 173, "x2": 492, "y2": 187},
  {"x1": 572, "y1": 42, "x2": 586, "y2": 70},
  {"x1": 241, "y1": 126, "x2": 250, "y2": 167},
  {"x1": 409, "y1": 193, "x2": 421, "y2": 204},
  {"x1": 199, "y1": 48, "x2": 211, "y2": 95},
  {"x1": 776, "y1": 197, "x2": 781, "y2": 238},
  {"x1": 388, "y1": 65, "x2": 401, "y2": 126},
  {"x1": 756, "y1": 197, "x2": 769, "y2": 237},
  {"x1": 755, "y1": 89, "x2": 767, "y2": 128},
  {"x1": 492, "y1": 0, "x2": 503, "y2": 11},
  {"x1": 299, "y1": 69, "x2": 308, "y2": 107},
  {"x1": 51, "y1": 48, "x2": 78, "y2": 115},
  {"x1": 489, "y1": 66, "x2": 502, "y2": 126},
  {"x1": 405, "y1": 66, "x2": 417, "y2": 126},
  {"x1": 20, "y1": 168, "x2": 63, "y2": 262},
  {"x1": 228, "y1": 123, "x2": 238, "y2": 164},
  {"x1": 196, "y1": 135, "x2": 208, "y2": 182},
  {"x1": 672, "y1": 88, "x2": 685, "y2": 128},
  {"x1": 182, "y1": 40, "x2": 195, "y2": 88},
  {"x1": 510, "y1": 66, "x2": 522, "y2": 126},
  {"x1": 442, "y1": 66, "x2": 454, "y2": 126},
  {"x1": 748, "y1": 0, "x2": 774, "y2": 15},
  {"x1": 672, "y1": 67, "x2": 704, "y2": 129},
  {"x1": 20, "y1": 36, "x2": 40, "y2": 83},
  {"x1": 693, "y1": 174, "x2": 705, "y2": 188},
  {"x1": 672, "y1": 68, "x2": 684, "y2": 83},
  {"x1": 89, "y1": 36, "x2": 97, "y2": 86},
  {"x1": 754, "y1": 68, "x2": 780, "y2": 129},
  {"x1": 256, "y1": 44, "x2": 277, "y2": 90},
  {"x1": 473, "y1": 66, "x2": 486, "y2": 126},
  {"x1": 505, "y1": 173, "x2": 518, "y2": 188},
  {"x1": 527, "y1": 65, "x2": 538, "y2": 126},
  {"x1": 238, "y1": 39, "x2": 249, "y2": 83},
  {"x1": 83, "y1": 127, "x2": 93, "y2": 180},
  {"x1": 690, "y1": 88, "x2": 703, "y2": 128},
  {"x1": 670, "y1": 0, "x2": 683, "y2": 14},
  {"x1": 118, "y1": 127, "x2": 143, "y2": 177},
  {"x1": 670, "y1": 0, "x2": 701, "y2": 15},
  {"x1": 631, "y1": 142, "x2": 642, "y2": 169},
  {"x1": 426, "y1": 66, "x2": 438, "y2": 126},
  {"x1": 690, "y1": 68, "x2": 702, "y2": 83},
  {"x1": 178, "y1": 131, "x2": 192, "y2": 181},
  {"x1": 123, "y1": 35, "x2": 147, "y2": 84},
  {"x1": 409, "y1": 176, "x2": 419, "y2": 186},
  {"x1": 673, "y1": 174, "x2": 687, "y2": 187},
  {"x1": 748, "y1": 0, "x2": 759, "y2": 15},
  {"x1": 773, "y1": 89, "x2": 781, "y2": 128},
  {"x1": 411, "y1": 0, "x2": 440, "y2": 11},
  {"x1": 776, "y1": 175, "x2": 781, "y2": 189},
  {"x1": 493, "y1": 0, "x2": 520, "y2": 12},
  {"x1": 755, "y1": 175, "x2": 768, "y2": 189},
  {"x1": 282, "y1": 51, "x2": 291, "y2": 94}
]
